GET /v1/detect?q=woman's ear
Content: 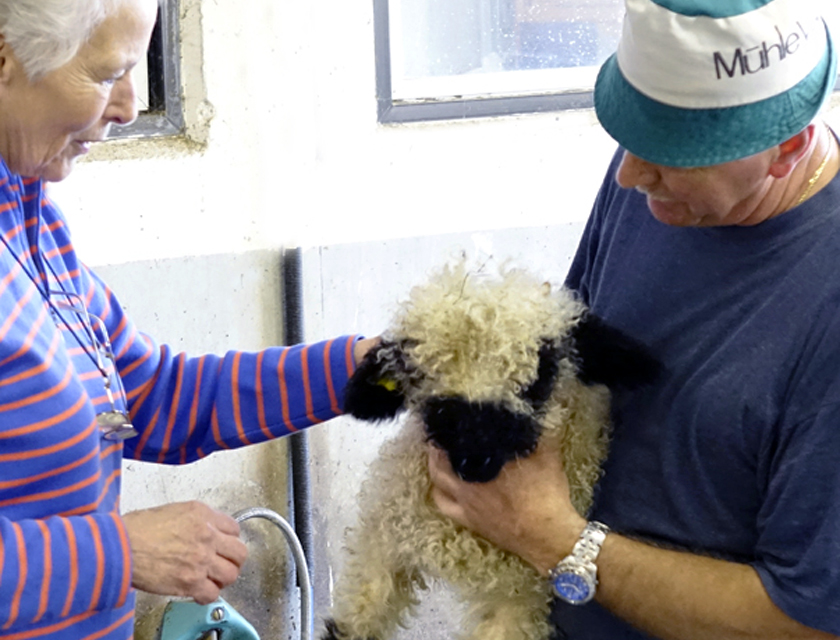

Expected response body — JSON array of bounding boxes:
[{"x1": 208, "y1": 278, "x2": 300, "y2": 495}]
[
  {"x1": 343, "y1": 341, "x2": 407, "y2": 421},
  {"x1": 0, "y1": 35, "x2": 26, "y2": 90},
  {"x1": 0, "y1": 36, "x2": 10, "y2": 85}
]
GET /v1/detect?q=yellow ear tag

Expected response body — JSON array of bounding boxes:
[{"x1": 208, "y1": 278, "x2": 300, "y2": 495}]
[{"x1": 377, "y1": 378, "x2": 398, "y2": 392}]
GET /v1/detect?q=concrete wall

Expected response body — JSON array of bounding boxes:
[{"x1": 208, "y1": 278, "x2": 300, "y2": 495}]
[
  {"x1": 47, "y1": 0, "x2": 622, "y2": 264},
  {"x1": 95, "y1": 251, "x2": 299, "y2": 640}
]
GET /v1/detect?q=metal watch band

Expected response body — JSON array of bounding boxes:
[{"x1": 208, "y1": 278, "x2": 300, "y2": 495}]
[
  {"x1": 569, "y1": 521, "x2": 609, "y2": 564},
  {"x1": 548, "y1": 521, "x2": 610, "y2": 605}
]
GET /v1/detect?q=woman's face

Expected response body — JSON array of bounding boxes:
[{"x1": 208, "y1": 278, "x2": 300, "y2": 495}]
[{"x1": 0, "y1": 0, "x2": 157, "y2": 181}]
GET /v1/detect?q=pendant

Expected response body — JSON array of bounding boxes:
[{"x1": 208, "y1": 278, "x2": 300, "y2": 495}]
[{"x1": 97, "y1": 411, "x2": 139, "y2": 440}]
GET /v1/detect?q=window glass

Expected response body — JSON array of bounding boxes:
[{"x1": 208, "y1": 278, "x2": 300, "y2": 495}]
[
  {"x1": 133, "y1": 56, "x2": 150, "y2": 113},
  {"x1": 388, "y1": 0, "x2": 623, "y2": 103}
]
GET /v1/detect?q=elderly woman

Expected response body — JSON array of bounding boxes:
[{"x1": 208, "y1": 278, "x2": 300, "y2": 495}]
[{"x1": 0, "y1": 1, "x2": 374, "y2": 638}]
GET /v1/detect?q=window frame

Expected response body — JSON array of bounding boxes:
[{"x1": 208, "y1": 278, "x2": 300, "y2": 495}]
[
  {"x1": 374, "y1": 0, "x2": 596, "y2": 124},
  {"x1": 110, "y1": 0, "x2": 183, "y2": 139}
]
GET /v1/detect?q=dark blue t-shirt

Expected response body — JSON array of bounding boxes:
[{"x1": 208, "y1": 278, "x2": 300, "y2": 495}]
[{"x1": 553, "y1": 149, "x2": 840, "y2": 638}]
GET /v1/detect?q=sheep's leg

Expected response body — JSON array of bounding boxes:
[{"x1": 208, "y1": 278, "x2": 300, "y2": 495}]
[
  {"x1": 322, "y1": 551, "x2": 422, "y2": 640},
  {"x1": 461, "y1": 588, "x2": 553, "y2": 640},
  {"x1": 323, "y1": 424, "x2": 429, "y2": 640}
]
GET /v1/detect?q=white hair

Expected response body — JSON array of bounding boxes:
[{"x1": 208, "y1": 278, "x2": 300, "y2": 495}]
[{"x1": 0, "y1": 0, "x2": 125, "y2": 81}]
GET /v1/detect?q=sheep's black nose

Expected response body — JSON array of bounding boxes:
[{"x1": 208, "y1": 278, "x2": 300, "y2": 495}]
[
  {"x1": 422, "y1": 397, "x2": 542, "y2": 483},
  {"x1": 453, "y1": 455, "x2": 505, "y2": 483}
]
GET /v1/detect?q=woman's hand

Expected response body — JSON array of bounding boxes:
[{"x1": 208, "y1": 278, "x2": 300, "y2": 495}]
[
  {"x1": 124, "y1": 501, "x2": 248, "y2": 604},
  {"x1": 353, "y1": 337, "x2": 380, "y2": 366}
]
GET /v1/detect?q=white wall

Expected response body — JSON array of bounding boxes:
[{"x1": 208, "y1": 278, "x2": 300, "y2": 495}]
[
  {"x1": 47, "y1": 0, "x2": 620, "y2": 267},
  {"x1": 94, "y1": 251, "x2": 298, "y2": 640},
  {"x1": 47, "y1": 1, "x2": 840, "y2": 268},
  {"x1": 47, "y1": 0, "x2": 840, "y2": 265}
]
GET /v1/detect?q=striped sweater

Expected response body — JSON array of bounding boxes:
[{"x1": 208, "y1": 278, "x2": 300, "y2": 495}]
[{"x1": 0, "y1": 160, "x2": 359, "y2": 640}]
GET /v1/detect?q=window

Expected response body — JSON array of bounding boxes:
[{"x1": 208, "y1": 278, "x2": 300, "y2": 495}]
[
  {"x1": 377, "y1": 0, "x2": 840, "y2": 124},
  {"x1": 375, "y1": 0, "x2": 623, "y2": 123},
  {"x1": 110, "y1": 0, "x2": 183, "y2": 139}
]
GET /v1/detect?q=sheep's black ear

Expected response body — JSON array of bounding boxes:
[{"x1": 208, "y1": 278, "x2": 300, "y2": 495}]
[
  {"x1": 570, "y1": 312, "x2": 662, "y2": 390},
  {"x1": 343, "y1": 341, "x2": 406, "y2": 421},
  {"x1": 522, "y1": 341, "x2": 563, "y2": 411}
]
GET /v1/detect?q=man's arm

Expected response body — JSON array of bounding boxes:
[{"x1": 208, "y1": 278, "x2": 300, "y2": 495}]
[
  {"x1": 427, "y1": 445, "x2": 838, "y2": 640},
  {"x1": 596, "y1": 534, "x2": 835, "y2": 640}
]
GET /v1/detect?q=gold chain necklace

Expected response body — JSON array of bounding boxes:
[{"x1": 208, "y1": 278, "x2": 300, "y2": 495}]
[{"x1": 796, "y1": 126, "x2": 835, "y2": 206}]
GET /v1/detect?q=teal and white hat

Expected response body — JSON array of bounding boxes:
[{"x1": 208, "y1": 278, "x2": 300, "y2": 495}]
[{"x1": 593, "y1": 0, "x2": 838, "y2": 167}]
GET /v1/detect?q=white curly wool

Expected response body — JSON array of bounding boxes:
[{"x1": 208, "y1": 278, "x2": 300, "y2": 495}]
[
  {"x1": 326, "y1": 263, "x2": 613, "y2": 640},
  {"x1": 392, "y1": 264, "x2": 583, "y2": 408}
]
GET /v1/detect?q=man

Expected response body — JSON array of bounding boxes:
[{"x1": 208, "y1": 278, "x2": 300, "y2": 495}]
[{"x1": 428, "y1": 0, "x2": 840, "y2": 638}]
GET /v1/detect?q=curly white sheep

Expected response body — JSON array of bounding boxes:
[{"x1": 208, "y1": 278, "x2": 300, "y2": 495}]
[{"x1": 323, "y1": 263, "x2": 659, "y2": 640}]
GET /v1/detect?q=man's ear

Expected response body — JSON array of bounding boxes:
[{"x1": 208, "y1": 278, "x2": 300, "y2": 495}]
[
  {"x1": 770, "y1": 125, "x2": 815, "y2": 179},
  {"x1": 570, "y1": 312, "x2": 662, "y2": 390},
  {"x1": 342, "y1": 340, "x2": 407, "y2": 421}
]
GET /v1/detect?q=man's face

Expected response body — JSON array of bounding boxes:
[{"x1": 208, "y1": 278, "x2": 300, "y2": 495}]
[{"x1": 615, "y1": 150, "x2": 779, "y2": 227}]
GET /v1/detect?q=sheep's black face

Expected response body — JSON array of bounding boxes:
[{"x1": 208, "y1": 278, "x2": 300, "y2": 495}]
[
  {"x1": 422, "y1": 397, "x2": 543, "y2": 483},
  {"x1": 342, "y1": 292, "x2": 662, "y2": 487},
  {"x1": 420, "y1": 339, "x2": 565, "y2": 483}
]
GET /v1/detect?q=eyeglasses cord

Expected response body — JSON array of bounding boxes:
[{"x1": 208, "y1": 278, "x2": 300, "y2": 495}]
[{"x1": 0, "y1": 198, "x2": 112, "y2": 382}]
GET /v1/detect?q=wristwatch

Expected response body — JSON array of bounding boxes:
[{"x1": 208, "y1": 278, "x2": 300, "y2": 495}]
[{"x1": 548, "y1": 521, "x2": 610, "y2": 605}]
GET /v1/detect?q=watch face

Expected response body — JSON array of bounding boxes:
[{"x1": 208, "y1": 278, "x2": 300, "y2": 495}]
[{"x1": 552, "y1": 571, "x2": 595, "y2": 605}]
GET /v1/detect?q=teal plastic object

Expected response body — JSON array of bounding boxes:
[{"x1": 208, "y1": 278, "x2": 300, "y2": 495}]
[
  {"x1": 159, "y1": 598, "x2": 261, "y2": 640},
  {"x1": 156, "y1": 508, "x2": 312, "y2": 640}
]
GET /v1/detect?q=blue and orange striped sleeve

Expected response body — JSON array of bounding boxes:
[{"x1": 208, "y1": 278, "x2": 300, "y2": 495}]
[
  {"x1": 76, "y1": 268, "x2": 362, "y2": 464},
  {"x1": 0, "y1": 513, "x2": 132, "y2": 630}
]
